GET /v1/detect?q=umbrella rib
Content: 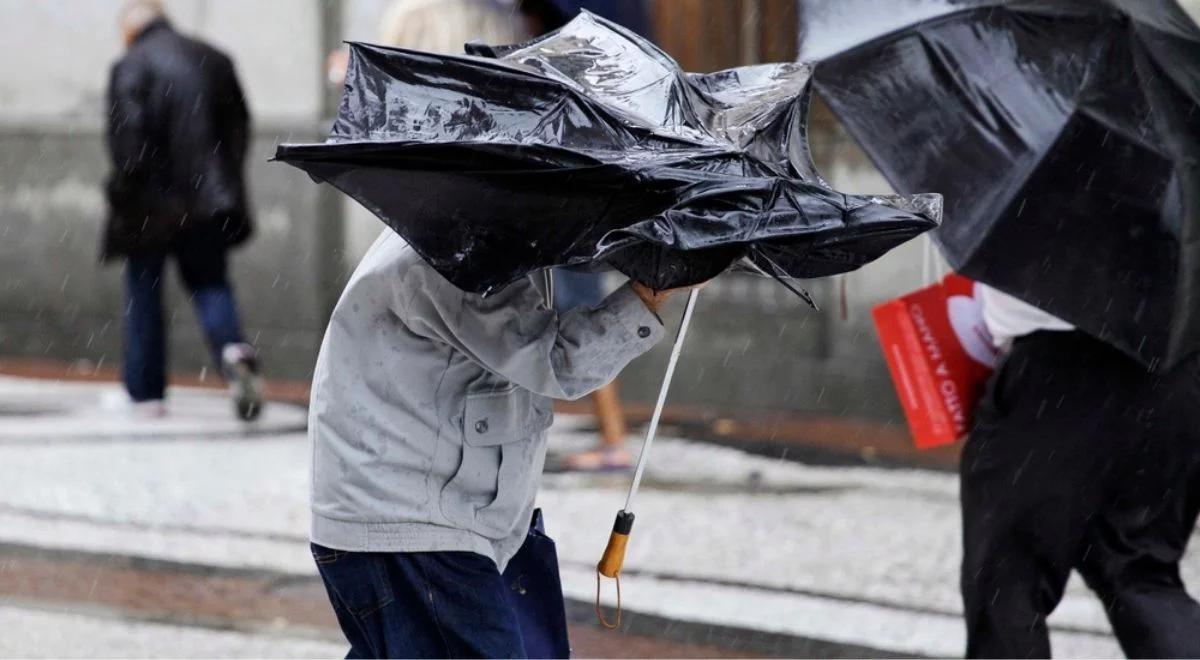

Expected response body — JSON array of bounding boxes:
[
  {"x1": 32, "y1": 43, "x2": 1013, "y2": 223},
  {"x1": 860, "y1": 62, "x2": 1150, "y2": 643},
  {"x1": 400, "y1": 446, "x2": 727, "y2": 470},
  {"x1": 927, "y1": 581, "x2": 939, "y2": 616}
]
[
  {"x1": 945, "y1": 110, "x2": 1076, "y2": 266},
  {"x1": 749, "y1": 246, "x2": 817, "y2": 308}
]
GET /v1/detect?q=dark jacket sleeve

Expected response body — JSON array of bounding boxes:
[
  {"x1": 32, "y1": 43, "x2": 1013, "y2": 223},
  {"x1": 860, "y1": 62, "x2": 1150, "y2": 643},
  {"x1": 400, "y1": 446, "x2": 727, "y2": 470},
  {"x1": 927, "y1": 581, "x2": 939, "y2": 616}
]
[
  {"x1": 105, "y1": 59, "x2": 150, "y2": 204},
  {"x1": 222, "y1": 57, "x2": 251, "y2": 171}
]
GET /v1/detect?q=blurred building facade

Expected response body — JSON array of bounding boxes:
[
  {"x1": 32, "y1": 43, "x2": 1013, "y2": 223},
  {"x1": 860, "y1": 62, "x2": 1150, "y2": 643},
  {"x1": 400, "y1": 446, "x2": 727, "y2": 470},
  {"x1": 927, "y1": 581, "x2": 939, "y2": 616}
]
[{"x1": 4, "y1": 0, "x2": 1194, "y2": 422}]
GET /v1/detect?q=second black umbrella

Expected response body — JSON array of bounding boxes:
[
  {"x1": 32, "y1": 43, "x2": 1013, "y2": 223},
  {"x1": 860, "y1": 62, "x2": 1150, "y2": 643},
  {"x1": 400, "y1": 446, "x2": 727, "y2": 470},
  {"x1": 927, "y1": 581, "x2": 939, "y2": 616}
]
[{"x1": 802, "y1": 0, "x2": 1200, "y2": 368}]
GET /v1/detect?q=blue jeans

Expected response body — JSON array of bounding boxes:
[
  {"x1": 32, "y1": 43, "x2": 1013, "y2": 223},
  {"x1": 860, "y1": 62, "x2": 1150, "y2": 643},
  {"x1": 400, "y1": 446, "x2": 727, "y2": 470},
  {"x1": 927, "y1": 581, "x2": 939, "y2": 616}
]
[
  {"x1": 312, "y1": 546, "x2": 527, "y2": 659},
  {"x1": 123, "y1": 247, "x2": 244, "y2": 401}
]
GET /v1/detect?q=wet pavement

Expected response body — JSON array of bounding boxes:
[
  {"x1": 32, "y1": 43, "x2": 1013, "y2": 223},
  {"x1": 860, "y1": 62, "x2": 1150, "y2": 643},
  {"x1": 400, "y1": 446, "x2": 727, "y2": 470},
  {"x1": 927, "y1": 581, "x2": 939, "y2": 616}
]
[{"x1": 0, "y1": 375, "x2": 1192, "y2": 657}]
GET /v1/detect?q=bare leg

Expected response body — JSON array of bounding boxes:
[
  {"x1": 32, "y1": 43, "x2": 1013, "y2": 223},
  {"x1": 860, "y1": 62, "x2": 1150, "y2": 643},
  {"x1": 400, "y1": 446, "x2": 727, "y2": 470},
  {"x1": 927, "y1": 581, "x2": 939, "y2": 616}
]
[{"x1": 593, "y1": 381, "x2": 627, "y2": 448}]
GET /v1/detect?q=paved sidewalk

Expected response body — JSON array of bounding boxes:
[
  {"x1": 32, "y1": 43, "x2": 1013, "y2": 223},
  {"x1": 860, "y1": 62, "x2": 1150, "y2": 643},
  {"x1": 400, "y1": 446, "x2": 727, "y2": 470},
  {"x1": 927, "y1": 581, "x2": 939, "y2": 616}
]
[
  {"x1": 0, "y1": 376, "x2": 1194, "y2": 657},
  {"x1": 0, "y1": 377, "x2": 307, "y2": 441},
  {"x1": 0, "y1": 604, "x2": 343, "y2": 659}
]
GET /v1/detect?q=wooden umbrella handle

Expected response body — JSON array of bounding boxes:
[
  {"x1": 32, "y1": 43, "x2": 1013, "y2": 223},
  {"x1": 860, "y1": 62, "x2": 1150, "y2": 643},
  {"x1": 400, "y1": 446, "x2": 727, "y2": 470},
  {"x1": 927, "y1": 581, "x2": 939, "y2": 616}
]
[{"x1": 597, "y1": 510, "x2": 635, "y2": 578}]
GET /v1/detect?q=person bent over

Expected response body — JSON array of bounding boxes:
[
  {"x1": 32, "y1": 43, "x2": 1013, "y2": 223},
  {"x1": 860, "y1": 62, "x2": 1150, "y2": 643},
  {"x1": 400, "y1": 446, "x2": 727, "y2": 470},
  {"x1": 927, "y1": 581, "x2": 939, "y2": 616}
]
[{"x1": 308, "y1": 231, "x2": 678, "y2": 658}]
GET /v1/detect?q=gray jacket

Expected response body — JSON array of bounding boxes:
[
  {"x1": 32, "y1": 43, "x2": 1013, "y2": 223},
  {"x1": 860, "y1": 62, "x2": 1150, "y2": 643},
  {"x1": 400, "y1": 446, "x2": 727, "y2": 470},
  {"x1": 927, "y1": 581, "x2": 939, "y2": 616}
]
[{"x1": 309, "y1": 232, "x2": 665, "y2": 569}]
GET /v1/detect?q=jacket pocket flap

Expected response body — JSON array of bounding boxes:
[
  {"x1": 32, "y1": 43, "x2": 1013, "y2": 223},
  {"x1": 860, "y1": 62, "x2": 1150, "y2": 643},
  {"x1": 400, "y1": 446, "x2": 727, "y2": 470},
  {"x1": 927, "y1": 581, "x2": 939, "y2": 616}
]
[{"x1": 464, "y1": 387, "x2": 548, "y2": 447}]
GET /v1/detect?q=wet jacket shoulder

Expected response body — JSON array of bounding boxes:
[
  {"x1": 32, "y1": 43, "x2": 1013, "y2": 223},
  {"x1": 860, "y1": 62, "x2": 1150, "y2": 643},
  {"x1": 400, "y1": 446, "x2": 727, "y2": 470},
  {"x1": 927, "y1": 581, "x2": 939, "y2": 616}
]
[{"x1": 104, "y1": 19, "x2": 252, "y2": 259}]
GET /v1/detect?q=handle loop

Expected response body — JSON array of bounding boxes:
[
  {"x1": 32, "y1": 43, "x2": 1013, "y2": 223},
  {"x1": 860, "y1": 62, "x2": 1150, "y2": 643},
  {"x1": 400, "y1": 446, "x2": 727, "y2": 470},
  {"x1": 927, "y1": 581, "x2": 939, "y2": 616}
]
[{"x1": 595, "y1": 570, "x2": 621, "y2": 630}]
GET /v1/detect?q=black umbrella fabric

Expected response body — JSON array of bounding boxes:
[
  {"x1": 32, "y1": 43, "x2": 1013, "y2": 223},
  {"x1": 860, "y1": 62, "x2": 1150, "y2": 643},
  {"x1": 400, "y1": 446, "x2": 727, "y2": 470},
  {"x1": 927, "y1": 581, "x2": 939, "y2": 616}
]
[
  {"x1": 800, "y1": 0, "x2": 1200, "y2": 368},
  {"x1": 276, "y1": 12, "x2": 940, "y2": 297}
]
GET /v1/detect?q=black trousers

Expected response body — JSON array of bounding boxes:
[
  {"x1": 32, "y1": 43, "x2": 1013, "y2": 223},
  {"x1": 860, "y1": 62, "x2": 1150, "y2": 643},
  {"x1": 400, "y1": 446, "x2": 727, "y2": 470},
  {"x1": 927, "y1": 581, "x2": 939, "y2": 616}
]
[{"x1": 961, "y1": 331, "x2": 1200, "y2": 658}]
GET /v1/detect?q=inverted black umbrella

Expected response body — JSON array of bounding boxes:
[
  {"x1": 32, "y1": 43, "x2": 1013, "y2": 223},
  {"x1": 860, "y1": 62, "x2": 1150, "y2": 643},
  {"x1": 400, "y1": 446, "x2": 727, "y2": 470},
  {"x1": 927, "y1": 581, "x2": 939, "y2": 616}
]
[
  {"x1": 276, "y1": 11, "x2": 939, "y2": 297},
  {"x1": 800, "y1": 0, "x2": 1200, "y2": 368}
]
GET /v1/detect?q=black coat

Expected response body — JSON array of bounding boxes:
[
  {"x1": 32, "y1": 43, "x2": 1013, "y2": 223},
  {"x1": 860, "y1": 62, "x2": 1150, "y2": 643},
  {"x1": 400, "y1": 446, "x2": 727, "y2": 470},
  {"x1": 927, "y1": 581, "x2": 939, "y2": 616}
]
[{"x1": 104, "y1": 20, "x2": 252, "y2": 259}]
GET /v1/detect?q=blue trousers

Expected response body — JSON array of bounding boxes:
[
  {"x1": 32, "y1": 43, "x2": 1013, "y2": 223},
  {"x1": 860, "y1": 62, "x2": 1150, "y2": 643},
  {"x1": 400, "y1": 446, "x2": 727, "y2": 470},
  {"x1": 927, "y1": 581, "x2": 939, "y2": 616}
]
[
  {"x1": 123, "y1": 247, "x2": 244, "y2": 401},
  {"x1": 312, "y1": 546, "x2": 527, "y2": 659}
]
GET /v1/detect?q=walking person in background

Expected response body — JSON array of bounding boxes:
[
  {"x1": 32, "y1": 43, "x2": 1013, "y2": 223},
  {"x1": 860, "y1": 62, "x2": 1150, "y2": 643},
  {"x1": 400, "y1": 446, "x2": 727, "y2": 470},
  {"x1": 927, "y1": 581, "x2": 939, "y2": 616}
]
[
  {"x1": 960, "y1": 285, "x2": 1200, "y2": 658},
  {"x1": 104, "y1": 0, "x2": 262, "y2": 420}
]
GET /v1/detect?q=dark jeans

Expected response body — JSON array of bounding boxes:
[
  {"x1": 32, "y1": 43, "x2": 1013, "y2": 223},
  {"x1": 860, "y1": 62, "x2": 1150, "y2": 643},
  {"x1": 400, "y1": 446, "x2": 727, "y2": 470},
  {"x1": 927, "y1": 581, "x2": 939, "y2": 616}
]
[
  {"x1": 961, "y1": 331, "x2": 1200, "y2": 658},
  {"x1": 123, "y1": 245, "x2": 243, "y2": 401},
  {"x1": 312, "y1": 546, "x2": 526, "y2": 659}
]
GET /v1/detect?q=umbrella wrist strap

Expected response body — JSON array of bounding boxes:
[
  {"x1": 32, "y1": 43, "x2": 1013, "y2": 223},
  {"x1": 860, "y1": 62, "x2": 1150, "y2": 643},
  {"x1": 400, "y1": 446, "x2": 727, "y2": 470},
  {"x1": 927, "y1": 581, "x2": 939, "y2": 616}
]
[{"x1": 595, "y1": 571, "x2": 622, "y2": 629}]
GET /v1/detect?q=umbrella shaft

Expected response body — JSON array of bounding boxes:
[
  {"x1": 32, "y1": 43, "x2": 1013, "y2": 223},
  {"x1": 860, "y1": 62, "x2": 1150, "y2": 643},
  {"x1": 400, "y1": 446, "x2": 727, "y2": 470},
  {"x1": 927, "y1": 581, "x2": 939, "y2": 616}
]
[{"x1": 624, "y1": 288, "x2": 701, "y2": 513}]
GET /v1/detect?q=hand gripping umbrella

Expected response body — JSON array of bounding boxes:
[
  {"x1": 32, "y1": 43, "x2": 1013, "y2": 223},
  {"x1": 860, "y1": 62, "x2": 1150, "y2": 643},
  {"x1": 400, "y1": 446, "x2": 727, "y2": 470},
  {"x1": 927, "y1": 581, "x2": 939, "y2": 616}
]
[{"x1": 800, "y1": 0, "x2": 1200, "y2": 369}]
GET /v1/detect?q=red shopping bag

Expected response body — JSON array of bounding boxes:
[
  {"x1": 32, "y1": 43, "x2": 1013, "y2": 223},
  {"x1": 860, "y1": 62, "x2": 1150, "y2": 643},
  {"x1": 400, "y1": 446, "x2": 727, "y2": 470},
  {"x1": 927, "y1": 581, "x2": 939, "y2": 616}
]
[{"x1": 871, "y1": 274, "x2": 1001, "y2": 449}]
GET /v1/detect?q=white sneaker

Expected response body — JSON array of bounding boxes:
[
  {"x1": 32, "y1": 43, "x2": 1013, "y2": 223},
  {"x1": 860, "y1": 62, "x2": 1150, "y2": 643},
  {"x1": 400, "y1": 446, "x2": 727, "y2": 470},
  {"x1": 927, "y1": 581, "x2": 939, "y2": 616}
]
[
  {"x1": 131, "y1": 399, "x2": 168, "y2": 418},
  {"x1": 222, "y1": 343, "x2": 264, "y2": 422},
  {"x1": 101, "y1": 390, "x2": 167, "y2": 418}
]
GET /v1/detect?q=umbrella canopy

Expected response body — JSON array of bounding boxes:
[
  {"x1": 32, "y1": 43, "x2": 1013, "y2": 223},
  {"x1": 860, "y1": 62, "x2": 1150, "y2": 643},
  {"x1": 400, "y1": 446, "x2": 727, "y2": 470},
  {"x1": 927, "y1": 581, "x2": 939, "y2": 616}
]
[
  {"x1": 800, "y1": 0, "x2": 1200, "y2": 368},
  {"x1": 277, "y1": 12, "x2": 939, "y2": 297}
]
